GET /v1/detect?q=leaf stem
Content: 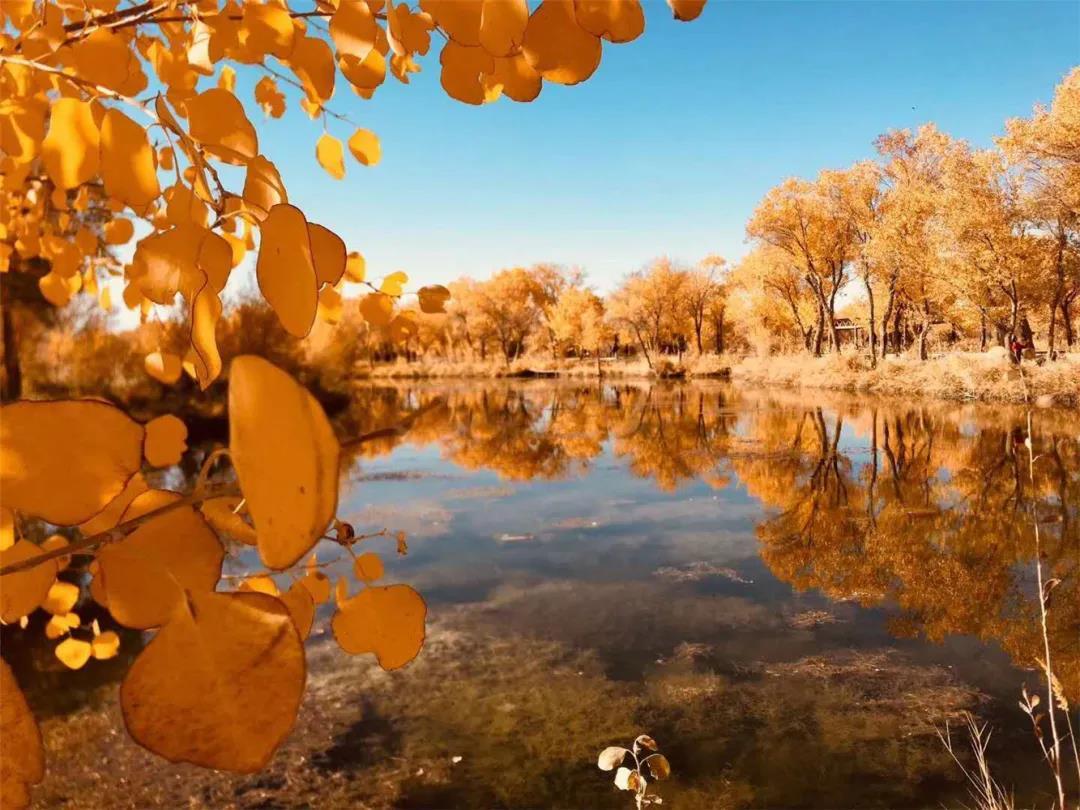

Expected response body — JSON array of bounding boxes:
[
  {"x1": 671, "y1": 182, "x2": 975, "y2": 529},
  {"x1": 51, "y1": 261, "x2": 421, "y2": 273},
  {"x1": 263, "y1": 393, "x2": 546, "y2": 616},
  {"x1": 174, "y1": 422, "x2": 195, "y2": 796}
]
[{"x1": 0, "y1": 481, "x2": 240, "y2": 577}]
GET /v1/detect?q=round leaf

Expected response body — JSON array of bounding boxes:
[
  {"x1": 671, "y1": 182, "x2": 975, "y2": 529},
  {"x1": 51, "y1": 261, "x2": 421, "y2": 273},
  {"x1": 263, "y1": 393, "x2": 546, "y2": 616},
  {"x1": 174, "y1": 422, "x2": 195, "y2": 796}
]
[
  {"x1": 228, "y1": 356, "x2": 340, "y2": 570},
  {"x1": 0, "y1": 400, "x2": 144, "y2": 525},
  {"x1": 331, "y1": 584, "x2": 426, "y2": 670},
  {"x1": 120, "y1": 591, "x2": 305, "y2": 772}
]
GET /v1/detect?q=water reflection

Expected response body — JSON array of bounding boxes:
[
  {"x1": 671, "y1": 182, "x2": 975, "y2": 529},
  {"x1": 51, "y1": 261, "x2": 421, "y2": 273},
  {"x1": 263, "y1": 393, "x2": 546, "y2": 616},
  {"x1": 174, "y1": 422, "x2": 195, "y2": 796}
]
[
  {"x1": 29, "y1": 381, "x2": 1079, "y2": 809},
  {"x1": 339, "y1": 381, "x2": 1078, "y2": 704}
]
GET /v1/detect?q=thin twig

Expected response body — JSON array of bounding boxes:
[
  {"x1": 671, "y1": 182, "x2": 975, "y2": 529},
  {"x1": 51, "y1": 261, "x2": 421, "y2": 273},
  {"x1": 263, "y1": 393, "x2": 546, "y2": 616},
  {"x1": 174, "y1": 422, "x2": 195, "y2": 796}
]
[{"x1": 0, "y1": 481, "x2": 240, "y2": 577}]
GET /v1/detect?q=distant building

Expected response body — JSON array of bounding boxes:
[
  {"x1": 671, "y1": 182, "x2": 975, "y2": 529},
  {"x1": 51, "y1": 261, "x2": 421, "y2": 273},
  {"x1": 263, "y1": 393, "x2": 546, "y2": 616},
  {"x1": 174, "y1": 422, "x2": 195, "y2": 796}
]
[{"x1": 833, "y1": 317, "x2": 866, "y2": 347}]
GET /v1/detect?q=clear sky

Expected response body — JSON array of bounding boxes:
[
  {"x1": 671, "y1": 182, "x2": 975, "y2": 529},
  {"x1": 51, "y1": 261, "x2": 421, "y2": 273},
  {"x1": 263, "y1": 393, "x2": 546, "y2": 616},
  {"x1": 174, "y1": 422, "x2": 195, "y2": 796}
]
[{"x1": 252, "y1": 0, "x2": 1079, "y2": 295}]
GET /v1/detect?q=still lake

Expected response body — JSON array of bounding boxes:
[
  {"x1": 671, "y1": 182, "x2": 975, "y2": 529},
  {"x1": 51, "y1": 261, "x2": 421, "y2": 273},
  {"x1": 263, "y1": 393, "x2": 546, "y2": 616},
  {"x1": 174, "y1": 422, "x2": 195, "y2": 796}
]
[{"x1": 24, "y1": 381, "x2": 1080, "y2": 809}]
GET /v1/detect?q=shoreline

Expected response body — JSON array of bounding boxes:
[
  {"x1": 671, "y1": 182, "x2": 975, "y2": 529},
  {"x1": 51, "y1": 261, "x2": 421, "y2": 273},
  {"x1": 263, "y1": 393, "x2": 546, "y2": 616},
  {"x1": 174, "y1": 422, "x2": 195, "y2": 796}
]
[{"x1": 354, "y1": 351, "x2": 1078, "y2": 407}]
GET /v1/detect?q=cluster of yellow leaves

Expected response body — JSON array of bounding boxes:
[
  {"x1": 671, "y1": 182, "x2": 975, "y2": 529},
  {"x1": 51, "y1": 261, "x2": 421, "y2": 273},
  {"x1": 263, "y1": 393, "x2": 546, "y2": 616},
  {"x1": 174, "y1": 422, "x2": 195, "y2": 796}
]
[
  {"x1": 0, "y1": 358, "x2": 426, "y2": 805},
  {"x1": 1, "y1": 0, "x2": 706, "y2": 390}
]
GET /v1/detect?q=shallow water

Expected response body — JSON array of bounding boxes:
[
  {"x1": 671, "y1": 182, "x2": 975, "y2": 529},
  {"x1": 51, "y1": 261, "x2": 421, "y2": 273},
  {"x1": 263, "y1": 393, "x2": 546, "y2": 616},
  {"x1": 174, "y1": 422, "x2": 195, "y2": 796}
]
[{"x1": 21, "y1": 381, "x2": 1080, "y2": 809}]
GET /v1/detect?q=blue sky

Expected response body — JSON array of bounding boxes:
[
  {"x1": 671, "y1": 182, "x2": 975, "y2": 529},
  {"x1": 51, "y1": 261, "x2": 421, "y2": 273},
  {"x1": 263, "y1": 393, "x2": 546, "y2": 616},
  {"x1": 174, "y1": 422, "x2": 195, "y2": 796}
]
[{"x1": 254, "y1": 0, "x2": 1079, "y2": 294}]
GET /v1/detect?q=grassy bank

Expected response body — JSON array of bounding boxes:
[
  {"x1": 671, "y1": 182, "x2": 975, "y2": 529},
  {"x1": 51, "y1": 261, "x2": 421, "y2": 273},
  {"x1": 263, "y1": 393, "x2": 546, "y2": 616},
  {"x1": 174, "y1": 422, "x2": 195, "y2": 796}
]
[
  {"x1": 358, "y1": 350, "x2": 1078, "y2": 406},
  {"x1": 730, "y1": 350, "x2": 1079, "y2": 406},
  {"x1": 361, "y1": 354, "x2": 731, "y2": 380}
]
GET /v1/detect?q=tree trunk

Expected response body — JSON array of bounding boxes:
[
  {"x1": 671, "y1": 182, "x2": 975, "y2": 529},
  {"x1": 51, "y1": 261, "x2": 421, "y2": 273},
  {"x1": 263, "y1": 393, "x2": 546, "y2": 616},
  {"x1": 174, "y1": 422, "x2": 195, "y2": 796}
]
[
  {"x1": 1, "y1": 300, "x2": 20, "y2": 401},
  {"x1": 633, "y1": 325, "x2": 654, "y2": 370},
  {"x1": 880, "y1": 284, "x2": 896, "y2": 357},
  {"x1": 1048, "y1": 293, "x2": 1062, "y2": 361},
  {"x1": 1062, "y1": 293, "x2": 1075, "y2": 347},
  {"x1": 864, "y1": 274, "x2": 877, "y2": 368},
  {"x1": 1009, "y1": 282, "x2": 1020, "y2": 336},
  {"x1": 980, "y1": 312, "x2": 988, "y2": 352},
  {"x1": 812, "y1": 301, "x2": 825, "y2": 357},
  {"x1": 827, "y1": 290, "x2": 841, "y2": 354},
  {"x1": 918, "y1": 300, "x2": 931, "y2": 361}
]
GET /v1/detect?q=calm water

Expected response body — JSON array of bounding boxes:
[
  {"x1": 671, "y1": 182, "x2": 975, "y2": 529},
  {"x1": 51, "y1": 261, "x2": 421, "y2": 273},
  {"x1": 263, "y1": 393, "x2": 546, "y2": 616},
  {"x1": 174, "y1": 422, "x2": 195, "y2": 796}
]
[{"x1": 22, "y1": 381, "x2": 1080, "y2": 809}]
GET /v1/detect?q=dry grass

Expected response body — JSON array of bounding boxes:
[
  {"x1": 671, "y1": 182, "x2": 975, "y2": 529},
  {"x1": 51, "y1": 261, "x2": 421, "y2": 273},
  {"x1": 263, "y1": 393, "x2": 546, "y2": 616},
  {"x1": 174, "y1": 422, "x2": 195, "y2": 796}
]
[
  {"x1": 731, "y1": 350, "x2": 1079, "y2": 406},
  {"x1": 364, "y1": 356, "x2": 666, "y2": 379}
]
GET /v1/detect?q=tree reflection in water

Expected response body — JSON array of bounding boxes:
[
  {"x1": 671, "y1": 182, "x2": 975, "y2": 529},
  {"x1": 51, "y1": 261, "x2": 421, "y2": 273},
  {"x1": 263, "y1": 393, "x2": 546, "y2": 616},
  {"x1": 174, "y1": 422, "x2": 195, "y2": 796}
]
[{"x1": 341, "y1": 381, "x2": 1079, "y2": 701}]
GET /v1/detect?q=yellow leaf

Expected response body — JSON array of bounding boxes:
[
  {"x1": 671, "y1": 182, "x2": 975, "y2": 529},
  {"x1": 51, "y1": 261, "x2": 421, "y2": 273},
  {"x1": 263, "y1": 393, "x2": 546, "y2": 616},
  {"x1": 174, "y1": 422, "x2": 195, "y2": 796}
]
[
  {"x1": 299, "y1": 571, "x2": 331, "y2": 604},
  {"x1": 479, "y1": 0, "x2": 529, "y2": 57},
  {"x1": 347, "y1": 128, "x2": 381, "y2": 166},
  {"x1": 0, "y1": 541, "x2": 58, "y2": 623},
  {"x1": 189, "y1": 282, "x2": 223, "y2": 389},
  {"x1": 243, "y1": 155, "x2": 289, "y2": 220},
  {"x1": 345, "y1": 251, "x2": 366, "y2": 283},
  {"x1": 254, "y1": 76, "x2": 286, "y2": 118},
  {"x1": 218, "y1": 65, "x2": 237, "y2": 93},
  {"x1": 308, "y1": 223, "x2": 346, "y2": 287},
  {"x1": 104, "y1": 218, "x2": 135, "y2": 245},
  {"x1": 120, "y1": 591, "x2": 305, "y2": 772},
  {"x1": 45, "y1": 613, "x2": 72, "y2": 640},
  {"x1": 75, "y1": 226, "x2": 97, "y2": 256},
  {"x1": 418, "y1": 284, "x2": 451, "y2": 313},
  {"x1": 131, "y1": 224, "x2": 229, "y2": 305},
  {"x1": 0, "y1": 97, "x2": 46, "y2": 166},
  {"x1": 280, "y1": 582, "x2": 315, "y2": 639},
  {"x1": 0, "y1": 507, "x2": 13, "y2": 552},
  {"x1": 332, "y1": 584, "x2": 427, "y2": 670},
  {"x1": 339, "y1": 48, "x2": 387, "y2": 95},
  {"x1": 421, "y1": 0, "x2": 481, "y2": 46},
  {"x1": 241, "y1": 2, "x2": 297, "y2": 60},
  {"x1": 239, "y1": 575, "x2": 279, "y2": 596},
  {"x1": 100, "y1": 109, "x2": 160, "y2": 211},
  {"x1": 359, "y1": 292, "x2": 394, "y2": 327},
  {"x1": 79, "y1": 473, "x2": 148, "y2": 536},
  {"x1": 440, "y1": 41, "x2": 495, "y2": 105},
  {"x1": 330, "y1": 0, "x2": 379, "y2": 61},
  {"x1": 317, "y1": 285, "x2": 344, "y2": 324},
  {"x1": 200, "y1": 497, "x2": 258, "y2": 546},
  {"x1": 387, "y1": 2, "x2": 433, "y2": 57},
  {"x1": 164, "y1": 183, "x2": 210, "y2": 228},
  {"x1": 67, "y1": 29, "x2": 146, "y2": 95},
  {"x1": 334, "y1": 576, "x2": 350, "y2": 605},
  {"x1": 98, "y1": 492, "x2": 224, "y2": 629},
  {"x1": 352, "y1": 551, "x2": 384, "y2": 582},
  {"x1": 40, "y1": 535, "x2": 71, "y2": 570},
  {"x1": 0, "y1": 400, "x2": 144, "y2": 525},
  {"x1": 522, "y1": 1, "x2": 601, "y2": 85},
  {"x1": 316, "y1": 133, "x2": 346, "y2": 180},
  {"x1": 187, "y1": 20, "x2": 214, "y2": 74},
  {"x1": 256, "y1": 204, "x2": 318, "y2": 337},
  {"x1": 574, "y1": 0, "x2": 644, "y2": 43},
  {"x1": 91, "y1": 631, "x2": 120, "y2": 660},
  {"x1": 144, "y1": 351, "x2": 183, "y2": 384},
  {"x1": 38, "y1": 269, "x2": 81, "y2": 307},
  {"x1": 185, "y1": 88, "x2": 258, "y2": 165},
  {"x1": 41, "y1": 580, "x2": 79, "y2": 615},
  {"x1": 41, "y1": 98, "x2": 100, "y2": 189},
  {"x1": 667, "y1": 0, "x2": 707, "y2": 21},
  {"x1": 228, "y1": 356, "x2": 340, "y2": 570},
  {"x1": 143, "y1": 414, "x2": 188, "y2": 467},
  {"x1": 55, "y1": 637, "x2": 92, "y2": 670},
  {"x1": 0, "y1": 660, "x2": 44, "y2": 809},
  {"x1": 288, "y1": 35, "x2": 336, "y2": 103},
  {"x1": 380, "y1": 270, "x2": 408, "y2": 296}
]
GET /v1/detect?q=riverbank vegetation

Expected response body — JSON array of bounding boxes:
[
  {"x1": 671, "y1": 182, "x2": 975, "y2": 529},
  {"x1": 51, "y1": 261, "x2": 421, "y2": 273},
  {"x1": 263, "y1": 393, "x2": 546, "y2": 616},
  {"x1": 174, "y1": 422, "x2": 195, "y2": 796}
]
[{"x1": 9, "y1": 70, "x2": 1077, "y2": 408}]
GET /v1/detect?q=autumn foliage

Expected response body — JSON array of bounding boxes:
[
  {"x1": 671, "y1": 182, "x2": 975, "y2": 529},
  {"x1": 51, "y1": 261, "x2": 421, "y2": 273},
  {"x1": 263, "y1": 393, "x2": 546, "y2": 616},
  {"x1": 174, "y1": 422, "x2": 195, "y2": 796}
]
[{"x1": 0, "y1": 0, "x2": 706, "y2": 805}]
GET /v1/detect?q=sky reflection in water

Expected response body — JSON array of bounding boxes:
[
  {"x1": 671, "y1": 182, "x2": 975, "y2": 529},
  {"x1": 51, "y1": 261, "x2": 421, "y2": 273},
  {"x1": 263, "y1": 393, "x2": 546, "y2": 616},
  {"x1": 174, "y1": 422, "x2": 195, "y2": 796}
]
[{"x1": 315, "y1": 381, "x2": 1079, "y2": 808}]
